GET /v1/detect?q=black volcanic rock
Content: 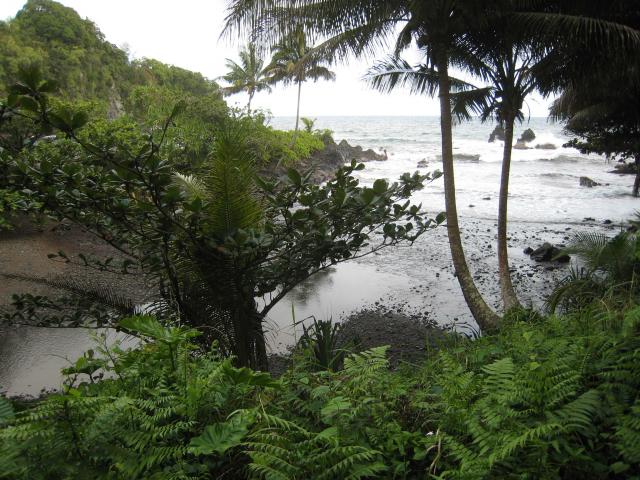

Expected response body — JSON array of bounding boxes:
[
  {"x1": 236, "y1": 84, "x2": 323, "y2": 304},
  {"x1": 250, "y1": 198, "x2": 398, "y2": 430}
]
[{"x1": 488, "y1": 125, "x2": 505, "y2": 143}]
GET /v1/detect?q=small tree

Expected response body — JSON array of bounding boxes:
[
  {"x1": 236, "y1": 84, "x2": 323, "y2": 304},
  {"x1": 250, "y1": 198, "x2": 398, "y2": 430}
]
[
  {"x1": 219, "y1": 43, "x2": 272, "y2": 114},
  {"x1": 266, "y1": 28, "x2": 335, "y2": 136},
  {"x1": 0, "y1": 70, "x2": 443, "y2": 369}
]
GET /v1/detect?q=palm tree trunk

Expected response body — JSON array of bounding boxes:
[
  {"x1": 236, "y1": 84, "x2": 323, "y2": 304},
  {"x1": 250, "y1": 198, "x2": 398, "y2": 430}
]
[
  {"x1": 293, "y1": 80, "x2": 302, "y2": 142},
  {"x1": 436, "y1": 51, "x2": 500, "y2": 332},
  {"x1": 252, "y1": 314, "x2": 269, "y2": 371},
  {"x1": 633, "y1": 155, "x2": 640, "y2": 197},
  {"x1": 232, "y1": 292, "x2": 268, "y2": 370},
  {"x1": 497, "y1": 116, "x2": 522, "y2": 311},
  {"x1": 247, "y1": 91, "x2": 254, "y2": 115}
]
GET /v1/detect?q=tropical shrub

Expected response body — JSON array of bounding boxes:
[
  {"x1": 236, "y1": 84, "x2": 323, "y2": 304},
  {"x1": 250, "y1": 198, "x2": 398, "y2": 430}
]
[
  {"x1": 0, "y1": 315, "x2": 278, "y2": 479},
  {"x1": 549, "y1": 231, "x2": 640, "y2": 313},
  {"x1": 0, "y1": 70, "x2": 442, "y2": 369}
]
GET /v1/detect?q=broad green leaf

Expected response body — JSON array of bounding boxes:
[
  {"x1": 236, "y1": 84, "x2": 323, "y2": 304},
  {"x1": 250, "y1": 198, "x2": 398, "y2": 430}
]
[
  {"x1": 321, "y1": 396, "x2": 352, "y2": 423},
  {"x1": 372, "y1": 178, "x2": 388, "y2": 194},
  {"x1": 119, "y1": 315, "x2": 169, "y2": 341},
  {"x1": 222, "y1": 364, "x2": 279, "y2": 388},
  {"x1": 286, "y1": 168, "x2": 302, "y2": 187},
  {"x1": 189, "y1": 416, "x2": 249, "y2": 456}
]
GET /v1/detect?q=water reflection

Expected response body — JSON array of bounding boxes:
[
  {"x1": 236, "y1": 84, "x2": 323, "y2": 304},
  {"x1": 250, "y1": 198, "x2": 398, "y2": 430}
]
[{"x1": 1, "y1": 263, "x2": 416, "y2": 396}]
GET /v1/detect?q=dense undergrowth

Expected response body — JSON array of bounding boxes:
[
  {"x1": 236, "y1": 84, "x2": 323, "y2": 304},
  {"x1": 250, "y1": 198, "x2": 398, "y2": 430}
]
[{"x1": 2, "y1": 305, "x2": 639, "y2": 479}]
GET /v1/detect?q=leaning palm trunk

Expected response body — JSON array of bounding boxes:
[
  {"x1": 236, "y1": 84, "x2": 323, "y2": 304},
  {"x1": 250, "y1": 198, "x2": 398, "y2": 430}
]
[
  {"x1": 437, "y1": 52, "x2": 500, "y2": 331},
  {"x1": 497, "y1": 115, "x2": 522, "y2": 310}
]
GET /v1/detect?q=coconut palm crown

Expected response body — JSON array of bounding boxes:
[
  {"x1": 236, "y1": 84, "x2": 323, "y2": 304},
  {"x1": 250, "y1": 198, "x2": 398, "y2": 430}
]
[
  {"x1": 265, "y1": 28, "x2": 336, "y2": 134},
  {"x1": 219, "y1": 43, "x2": 272, "y2": 113}
]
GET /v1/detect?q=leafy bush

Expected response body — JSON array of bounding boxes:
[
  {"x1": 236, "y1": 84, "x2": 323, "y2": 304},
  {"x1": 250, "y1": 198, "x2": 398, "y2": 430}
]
[
  {"x1": 0, "y1": 70, "x2": 440, "y2": 370},
  {"x1": 549, "y1": 231, "x2": 640, "y2": 313},
  {"x1": 242, "y1": 113, "x2": 325, "y2": 166},
  {"x1": 0, "y1": 316, "x2": 278, "y2": 479}
]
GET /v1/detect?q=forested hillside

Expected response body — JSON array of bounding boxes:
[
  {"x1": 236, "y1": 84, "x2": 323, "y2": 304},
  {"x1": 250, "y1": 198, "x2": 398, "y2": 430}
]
[{"x1": 0, "y1": 0, "x2": 224, "y2": 117}]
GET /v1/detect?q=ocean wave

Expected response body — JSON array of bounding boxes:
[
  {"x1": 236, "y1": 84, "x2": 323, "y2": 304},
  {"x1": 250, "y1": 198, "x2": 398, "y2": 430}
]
[
  {"x1": 534, "y1": 155, "x2": 584, "y2": 163},
  {"x1": 432, "y1": 153, "x2": 482, "y2": 162},
  {"x1": 538, "y1": 172, "x2": 579, "y2": 179}
]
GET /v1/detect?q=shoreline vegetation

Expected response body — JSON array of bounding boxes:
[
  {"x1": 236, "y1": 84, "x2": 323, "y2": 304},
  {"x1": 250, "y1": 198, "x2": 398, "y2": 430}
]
[{"x1": 1, "y1": 0, "x2": 640, "y2": 478}]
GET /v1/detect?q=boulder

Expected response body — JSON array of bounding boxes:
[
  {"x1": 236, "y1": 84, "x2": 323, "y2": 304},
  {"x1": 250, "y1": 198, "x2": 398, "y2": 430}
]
[
  {"x1": 518, "y1": 128, "x2": 536, "y2": 143},
  {"x1": 417, "y1": 159, "x2": 429, "y2": 168},
  {"x1": 488, "y1": 125, "x2": 505, "y2": 143},
  {"x1": 528, "y1": 242, "x2": 570, "y2": 263},
  {"x1": 610, "y1": 162, "x2": 637, "y2": 175},
  {"x1": 580, "y1": 176, "x2": 601, "y2": 188},
  {"x1": 513, "y1": 140, "x2": 530, "y2": 150},
  {"x1": 535, "y1": 143, "x2": 557, "y2": 150}
]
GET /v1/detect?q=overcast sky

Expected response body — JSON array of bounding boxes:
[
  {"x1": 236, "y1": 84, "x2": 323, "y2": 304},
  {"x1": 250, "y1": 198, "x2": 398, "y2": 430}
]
[{"x1": 2, "y1": 0, "x2": 554, "y2": 117}]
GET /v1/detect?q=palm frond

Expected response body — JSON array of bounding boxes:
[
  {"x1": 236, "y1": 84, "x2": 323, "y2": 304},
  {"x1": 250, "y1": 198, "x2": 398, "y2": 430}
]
[
  {"x1": 205, "y1": 124, "x2": 263, "y2": 239},
  {"x1": 304, "y1": 65, "x2": 336, "y2": 82},
  {"x1": 365, "y1": 56, "x2": 476, "y2": 97},
  {"x1": 173, "y1": 173, "x2": 209, "y2": 201},
  {"x1": 512, "y1": 11, "x2": 640, "y2": 51},
  {"x1": 451, "y1": 87, "x2": 494, "y2": 124}
]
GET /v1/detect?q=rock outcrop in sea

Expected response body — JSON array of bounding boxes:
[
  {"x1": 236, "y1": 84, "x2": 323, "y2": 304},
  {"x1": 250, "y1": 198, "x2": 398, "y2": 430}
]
[
  {"x1": 518, "y1": 128, "x2": 536, "y2": 143},
  {"x1": 264, "y1": 136, "x2": 387, "y2": 183},
  {"x1": 580, "y1": 176, "x2": 601, "y2": 188},
  {"x1": 488, "y1": 125, "x2": 505, "y2": 143}
]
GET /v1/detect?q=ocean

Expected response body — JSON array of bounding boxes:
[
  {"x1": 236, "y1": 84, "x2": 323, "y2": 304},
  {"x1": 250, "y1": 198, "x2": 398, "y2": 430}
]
[
  {"x1": 271, "y1": 116, "x2": 638, "y2": 224},
  {"x1": 2, "y1": 116, "x2": 637, "y2": 396}
]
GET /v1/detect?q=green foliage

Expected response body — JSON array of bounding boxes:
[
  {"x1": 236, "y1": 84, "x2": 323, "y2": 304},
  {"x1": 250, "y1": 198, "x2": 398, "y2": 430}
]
[
  {"x1": 0, "y1": 70, "x2": 438, "y2": 369},
  {"x1": 549, "y1": 230, "x2": 640, "y2": 313},
  {"x1": 245, "y1": 119, "x2": 325, "y2": 166},
  {"x1": 0, "y1": 397, "x2": 14, "y2": 425},
  {"x1": 3, "y1": 305, "x2": 640, "y2": 478},
  {"x1": 0, "y1": 189, "x2": 29, "y2": 230},
  {"x1": 0, "y1": 0, "x2": 223, "y2": 116},
  {"x1": 301, "y1": 116, "x2": 316, "y2": 133},
  {"x1": 298, "y1": 317, "x2": 346, "y2": 371},
  {"x1": 0, "y1": 316, "x2": 274, "y2": 479}
]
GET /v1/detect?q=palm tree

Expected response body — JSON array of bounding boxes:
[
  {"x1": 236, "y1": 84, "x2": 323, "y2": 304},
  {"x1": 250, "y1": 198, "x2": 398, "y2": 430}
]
[
  {"x1": 265, "y1": 28, "x2": 336, "y2": 135},
  {"x1": 449, "y1": 24, "x2": 543, "y2": 311},
  {"x1": 224, "y1": 0, "x2": 640, "y2": 331},
  {"x1": 367, "y1": 2, "x2": 504, "y2": 330},
  {"x1": 226, "y1": 0, "x2": 503, "y2": 330},
  {"x1": 219, "y1": 43, "x2": 272, "y2": 114}
]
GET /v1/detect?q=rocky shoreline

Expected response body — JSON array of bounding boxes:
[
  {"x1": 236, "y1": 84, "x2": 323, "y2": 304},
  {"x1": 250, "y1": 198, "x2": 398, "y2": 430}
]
[{"x1": 265, "y1": 136, "x2": 388, "y2": 183}]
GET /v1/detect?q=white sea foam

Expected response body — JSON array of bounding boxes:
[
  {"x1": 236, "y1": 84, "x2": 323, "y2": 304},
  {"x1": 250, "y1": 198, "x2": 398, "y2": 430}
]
[{"x1": 272, "y1": 116, "x2": 638, "y2": 224}]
